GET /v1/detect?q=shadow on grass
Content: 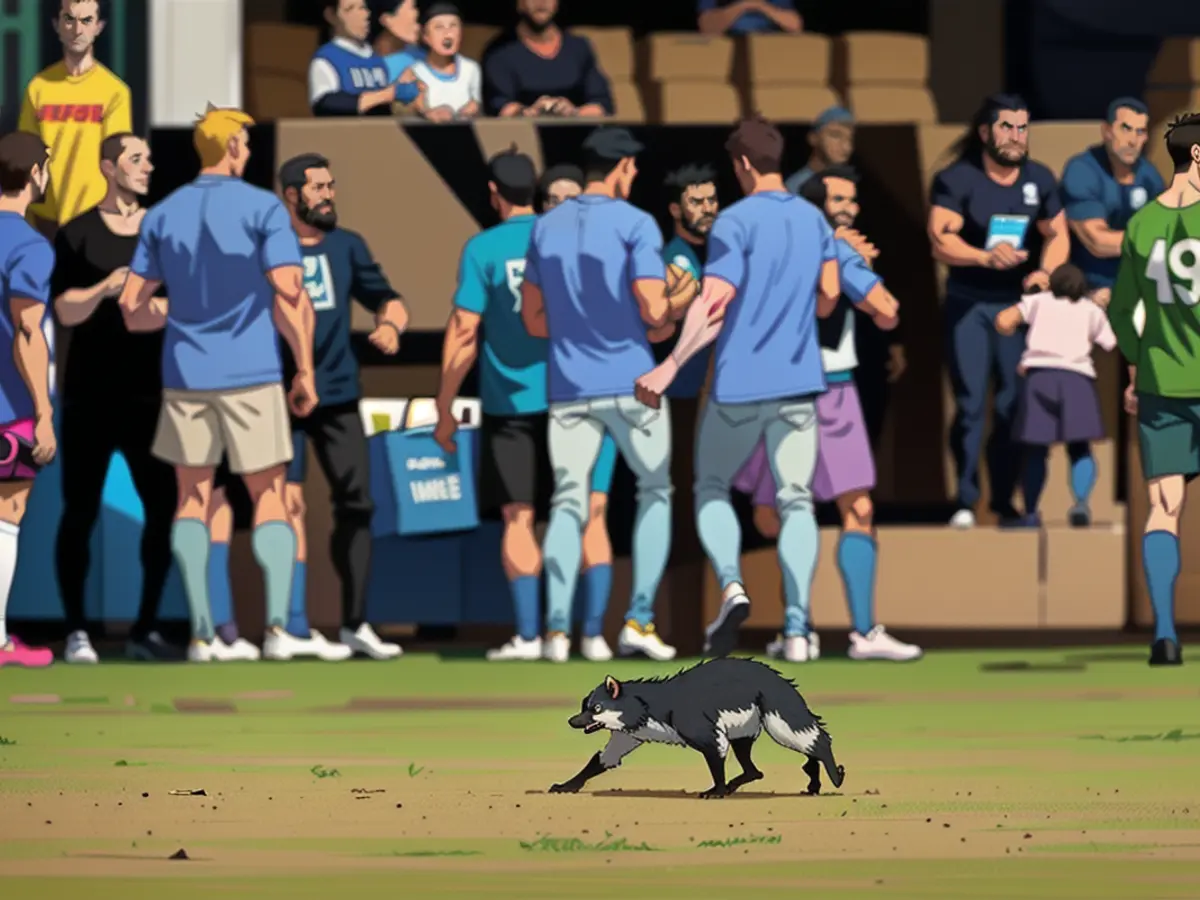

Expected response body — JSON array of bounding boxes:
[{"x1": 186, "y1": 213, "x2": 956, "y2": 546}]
[
  {"x1": 978, "y1": 661, "x2": 1087, "y2": 673},
  {"x1": 1079, "y1": 729, "x2": 1200, "y2": 743},
  {"x1": 526, "y1": 789, "x2": 839, "y2": 800}
]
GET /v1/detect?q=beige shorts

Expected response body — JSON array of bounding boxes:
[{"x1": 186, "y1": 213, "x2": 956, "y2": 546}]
[{"x1": 153, "y1": 383, "x2": 293, "y2": 474}]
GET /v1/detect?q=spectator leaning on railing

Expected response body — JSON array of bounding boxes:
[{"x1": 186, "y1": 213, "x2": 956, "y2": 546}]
[
  {"x1": 409, "y1": 3, "x2": 482, "y2": 121},
  {"x1": 697, "y1": 0, "x2": 802, "y2": 35},
  {"x1": 483, "y1": 0, "x2": 613, "y2": 119},
  {"x1": 310, "y1": 0, "x2": 418, "y2": 117}
]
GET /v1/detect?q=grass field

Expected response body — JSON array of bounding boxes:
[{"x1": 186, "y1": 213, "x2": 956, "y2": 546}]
[{"x1": 1, "y1": 647, "x2": 1198, "y2": 898}]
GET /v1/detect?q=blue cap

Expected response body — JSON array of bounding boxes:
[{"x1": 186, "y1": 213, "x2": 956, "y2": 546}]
[{"x1": 815, "y1": 106, "x2": 854, "y2": 129}]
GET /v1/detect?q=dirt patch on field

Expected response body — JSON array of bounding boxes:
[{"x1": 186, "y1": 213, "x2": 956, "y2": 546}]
[{"x1": 329, "y1": 696, "x2": 568, "y2": 712}]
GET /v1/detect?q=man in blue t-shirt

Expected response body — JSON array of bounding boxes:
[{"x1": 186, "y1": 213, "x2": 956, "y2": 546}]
[
  {"x1": 697, "y1": 0, "x2": 803, "y2": 36},
  {"x1": 433, "y1": 148, "x2": 620, "y2": 664},
  {"x1": 0, "y1": 132, "x2": 56, "y2": 670},
  {"x1": 310, "y1": 0, "x2": 418, "y2": 117},
  {"x1": 521, "y1": 127, "x2": 698, "y2": 662},
  {"x1": 1061, "y1": 97, "x2": 1164, "y2": 293},
  {"x1": 659, "y1": 163, "x2": 719, "y2": 400},
  {"x1": 636, "y1": 115, "x2": 840, "y2": 658},
  {"x1": 119, "y1": 106, "x2": 316, "y2": 663},
  {"x1": 927, "y1": 94, "x2": 1069, "y2": 529},
  {"x1": 210, "y1": 154, "x2": 409, "y2": 663}
]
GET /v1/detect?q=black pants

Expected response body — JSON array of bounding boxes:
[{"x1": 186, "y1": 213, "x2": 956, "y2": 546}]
[
  {"x1": 292, "y1": 402, "x2": 375, "y2": 629},
  {"x1": 55, "y1": 398, "x2": 177, "y2": 638}
]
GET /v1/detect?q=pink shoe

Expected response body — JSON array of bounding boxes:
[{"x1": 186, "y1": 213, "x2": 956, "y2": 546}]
[{"x1": 0, "y1": 636, "x2": 54, "y2": 668}]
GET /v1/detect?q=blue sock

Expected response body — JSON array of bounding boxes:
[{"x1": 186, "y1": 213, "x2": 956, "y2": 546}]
[
  {"x1": 837, "y1": 532, "x2": 877, "y2": 637},
  {"x1": 1143, "y1": 531, "x2": 1180, "y2": 643},
  {"x1": 582, "y1": 564, "x2": 612, "y2": 637},
  {"x1": 252, "y1": 521, "x2": 298, "y2": 630},
  {"x1": 207, "y1": 540, "x2": 233, "y2": 631},
  {"x1": 172, "y1": 520, "x2": 214, "y2": 642},
  {"x1": 286, "y1": 561, "x2": 309, "y2": 637},
  {"x1": 510, "y1": 576, "x2": 540, "y2": 642},
  {"x1": 1068, "y1": 445, "x2": 1096, "y2": 507}
]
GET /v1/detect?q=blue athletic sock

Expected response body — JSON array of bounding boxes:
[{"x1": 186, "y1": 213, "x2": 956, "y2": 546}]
[
  {"x1": 172, "y1": 520, "x2": 214, "y2": 642},
  {"x1": 582, "y1": 564, "x2": 612, "y2": 637},
  {"x1": 837, "y1": 532, "x2": 877, "y2": 637},
  {"x1": 510, "y1": 576, "x2": 540, "y2": 642},
  {"x1": 1021, "y1": 447, "x2": 1048, "y2": 516},
  {"x1": 286, "y1": 561, "x2": 309, "y2": 637},
  {"x1": 1143, "y1": 531, "x2": 1180, "y2": 643},
  {"x1": 1068, "y1": 447, "x2": 1096, "y2": 507},
  {"x1": 778, "y1": 505, "x2": 819, "y2": 638},
  {"x1": 208, "y1": 540, "x2": 233, "y2": 631},
  {"x1": 251, "y1": 521, "x2": 298, "y2": 631}
]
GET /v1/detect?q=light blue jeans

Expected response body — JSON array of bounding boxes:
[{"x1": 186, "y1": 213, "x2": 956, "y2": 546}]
[
  {"x1": 694, "y1": 397, "x2": 820, "y2": 637},
  {"x1": 542, "y1": 395, "x2": 673, "y2": 634}
]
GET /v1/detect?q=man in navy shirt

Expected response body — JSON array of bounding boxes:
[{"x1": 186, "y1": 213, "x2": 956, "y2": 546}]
[
  {"x1": 310, "y1": 0, "x2": 418, "y2": 117},
  {"x1": 637, "y1": 115, "x2": 841, "y2": 657},
  {"x1": 482, "y1": 0, "x2": 613, "y2": 118},
  {"x1": 697, "y1": 0, "x2": 802, "y2": 36},
  {"x1": 928, "y1": 93, "x2": 1069, "y2": 528},
  {"x1": 1061, "y1": 97, "x2": 1164, "y2": 295},
  {"x1": 520, "y1": 127, "x2": 697, "y2": 662}
]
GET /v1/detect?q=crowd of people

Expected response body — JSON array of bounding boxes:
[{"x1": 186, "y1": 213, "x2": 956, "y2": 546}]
[{"x1": 0, "y1": 0, "x2": 1192, "y2": 670}]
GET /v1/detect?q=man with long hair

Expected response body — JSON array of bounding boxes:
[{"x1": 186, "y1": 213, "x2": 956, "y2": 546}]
[{"x1": 928, "y1": 94, "x2": 1069, "y2": 528}]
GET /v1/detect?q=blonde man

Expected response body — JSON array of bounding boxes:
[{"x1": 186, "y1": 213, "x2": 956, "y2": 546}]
[
  {"x1": 118, "y1": 106, "x2": 318, "y2": 662},
  {"x1": 19, "y1": 0, "x2": 132, "y2": 238}
]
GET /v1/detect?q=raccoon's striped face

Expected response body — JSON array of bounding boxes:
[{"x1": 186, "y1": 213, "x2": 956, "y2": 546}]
[{"x1": 570, "y1": 692, "x2": 627, "y2": 733}]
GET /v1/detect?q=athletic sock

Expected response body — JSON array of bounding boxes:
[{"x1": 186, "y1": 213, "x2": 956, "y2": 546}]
[
  {"x1": 286, "y1": 561, "x2": 310, "y2": 637},
  {"x1": 0, "y1": 520, "x2": 18, "y2": 647},
  {"x1": 837, "y1": 532, "x2": 877, "y2": 637},
  {"x1": 252, "y1": 521, "x2": 297, "y2": 631},
  {"x1": 510, "y1": 576, "x2": 540, "y2": 642},
  {"x1": 172, "y1": 519, "x2": 214, "y2": 642},
  {"x1": 1143, "y1": 531, "x2": 1180, "y2": 643},
  {"x1": 207, "y1": 540, "x2": 234, "y2": 634},
  {"x1": 1068, "y1": 449, "x2": 1096, "y2": 507},
  {"x1": 582, "y1": 564, "x2": 612, "y2": 638}
]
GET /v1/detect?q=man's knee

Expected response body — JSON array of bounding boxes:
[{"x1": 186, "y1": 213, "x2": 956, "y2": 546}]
[
  {"x1": 838, "y1": 491, "x2": 873, "y2": 531},
  {"x1": 587, "y1": 492, "x2": 608, "y2": 525},
  {"x1": 331, "y1": 479, "x2": 375, "y2": 521},
  {"x1": 1150, "y1": 476, "x2": 1187, "y2": 519},
  {"x1": 502, "y1": 502, "x2": 537, "y2": 531},
  {"x1": 753, "y1": 504, "x2": 781, "y2": 539},
  {"x1": 550, "y1": 477, "x2": 590, "y2": 526}
]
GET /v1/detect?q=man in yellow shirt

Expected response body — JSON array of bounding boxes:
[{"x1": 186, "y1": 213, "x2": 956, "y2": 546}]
[{"x1": 18, "y1": 0, "x2": 132, "y2": 239}]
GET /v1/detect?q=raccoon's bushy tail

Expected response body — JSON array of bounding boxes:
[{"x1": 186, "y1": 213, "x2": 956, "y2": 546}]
[{"x1": 758, "y1": 679, "x2": 845, "y2": 789}]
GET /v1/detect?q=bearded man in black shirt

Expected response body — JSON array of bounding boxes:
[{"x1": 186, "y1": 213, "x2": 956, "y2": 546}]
[{"x1": 51, "y1": 133, "x2": 178, "y2": 664}]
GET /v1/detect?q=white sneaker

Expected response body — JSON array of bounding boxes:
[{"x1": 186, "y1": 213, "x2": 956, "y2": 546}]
[
  {"x1": 704, "y1": 590, "x2": 751, "y2": 656},
  {"x1": 543, "y1": 632, "x2": 571, "y2": 663},
  {"x1": 766, "y1": 633, "x2": 820, "y2": 662},
  {"x1": 949, "y1": 509, "x2": 976, "y2": 530},
  {"x1": 64, "y1": 630, "x2": 99, "y2": 664},
  {"x1": 617, "y1": 621, "x2": 677, "y2": 661},
  {"x1": 581, "y1": 635, "x2": 613, "y2": 662},
  {"x1": 848, "y1": 625, "x2": 923, "y2": 662},
  {"x1": 262, "y1": 627, "x2": 312, "y2": 661},
  {"x1": 290, "y1": 630, "x2": 353, "y2": 661},
  {"x1": 186, "y1": 640, "x2": 215, "y2": 663},
  {"x1": 210, "y1": 636, "x2": 262, "y2": 662},
  {"x1": 340, "y1": 623, "x2": 402, "y2": 660},
  {"x1": 486, "y1": 635, "x2": 543, "y2": 661}
]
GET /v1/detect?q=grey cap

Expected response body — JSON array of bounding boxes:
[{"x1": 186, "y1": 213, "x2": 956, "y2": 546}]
[
  {"x1": 581, "y1": 127, "x2": 645, "y2": 161},
  {"x1": 814, "y1": 106, "x2": 854, "y2": 129}
]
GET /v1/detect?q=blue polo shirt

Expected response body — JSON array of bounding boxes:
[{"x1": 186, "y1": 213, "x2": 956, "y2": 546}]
[
  {"x1": 1061, "y1": 145, "x2": 1165, "y2": 288},
  {"x1": 0, "y1": 213, "x2": 53, "y2": 423}
]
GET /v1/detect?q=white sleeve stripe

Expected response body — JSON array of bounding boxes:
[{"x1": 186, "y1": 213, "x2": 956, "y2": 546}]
[{"x1": 308, "y1": 57, "x2": 342, "y2": 104}]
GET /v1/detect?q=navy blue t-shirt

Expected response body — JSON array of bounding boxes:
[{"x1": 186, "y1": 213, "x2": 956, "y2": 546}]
[
  {"x1": 482, "y1": 32, "x2": 613, "y2": 116},
  {"x1": 930, "y1": 158, "x2": 1061, "y2": 302},
  {"x1": 281, "y1": 228, "x2": 399, "y2": 407}
]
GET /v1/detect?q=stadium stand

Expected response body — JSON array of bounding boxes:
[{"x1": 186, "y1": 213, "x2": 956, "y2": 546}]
[
  {"x1": 460, "y1": 23, "x2": 500, "y2": 63},
  {"x1": 573, "y1": 27, "x2": 644, "y2": 121},
  {"x1": 1144, "y1": 37, "x2": 1200, "y2": 178},
  {"x1": 838, "y1": 31, "x2": 938, "y2": 124},
  {"x1": 244, "y1": 23, "x2": 319, "y2": 120},
  {"x1": 640, "y1": 33, "x2": 741, "y2": 124},
  {"x1": 742, "y1": 33, "x2": 841, "y2": 122}
]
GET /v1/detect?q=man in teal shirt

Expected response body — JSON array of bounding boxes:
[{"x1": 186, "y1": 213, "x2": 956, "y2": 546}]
[{"x1": 659, "y1": 163, "x2": 719, "y2": 398}]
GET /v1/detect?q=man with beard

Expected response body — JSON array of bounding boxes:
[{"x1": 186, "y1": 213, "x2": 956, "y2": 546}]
[
  {"x1": 733, "y1": 166, "x2": 922, "y2": 663},
  {"x1": 52, "y1": 133, "x2": 178, "y2": 664},
  {"x1": 784, "y1": 107, "x2": 855, "y2": 196},
  {"x1": 0, "y1": 132, "x2": 56, "y2": 669},
  {"x1": 311, "y1": 0, "x2": 417, "y2": 117},
  {"x1": 521, "y1": 127, "x2": 698, "y2": 661},
  {"x1": 482, "y1": 0, "x2": 613, "y2": 119},
  {"x1": 929, "y1": 93, "x2": 1069, "y2": 529},
  {"x1": 536, "y1": 164, "x2": 583, "y2": 212}
]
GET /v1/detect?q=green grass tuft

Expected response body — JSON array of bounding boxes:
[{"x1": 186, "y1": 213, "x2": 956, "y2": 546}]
[{"x1": 519, "y1": 831, "x2": 657, "y2": 853}]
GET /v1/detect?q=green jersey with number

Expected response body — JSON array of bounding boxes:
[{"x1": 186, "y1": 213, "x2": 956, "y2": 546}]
[{"x1": 1111, "y1": 199, "x2": 1200, "y2": 397}]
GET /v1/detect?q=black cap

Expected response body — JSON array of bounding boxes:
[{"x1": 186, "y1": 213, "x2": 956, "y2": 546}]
[
  {"x1": 581, "y1": 127, "x2": 644, "y2": 162},
  {"x1": 419, "y1": 1, "x2": 460, "y2": 26}
]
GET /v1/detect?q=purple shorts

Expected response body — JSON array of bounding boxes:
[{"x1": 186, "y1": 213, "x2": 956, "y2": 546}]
[
  {"x1": 1015, "y1": 367, "x2": 1104, "y2": 446},
  {"x1": 0, "y1": 418, "x2": 40, "y2": 481},
  {"x1": 732, "y1": 381, "x2": 875, "y2": 506}
]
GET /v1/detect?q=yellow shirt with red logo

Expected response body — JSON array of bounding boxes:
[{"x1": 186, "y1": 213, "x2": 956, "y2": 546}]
[{"x1": 17, "y1": 61, "x2": 133, "y2": 225}]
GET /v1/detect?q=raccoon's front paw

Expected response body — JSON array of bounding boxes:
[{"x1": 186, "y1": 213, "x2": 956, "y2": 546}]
[
  {"x1": 699, "y1": 786, "x2": 728, "y2": 799},
  {"x1": 549, "y1": 782, "x2": 580, "y2": 794}
]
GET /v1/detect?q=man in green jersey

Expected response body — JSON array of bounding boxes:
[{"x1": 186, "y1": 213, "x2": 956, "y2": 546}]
[{"x1": 1108, "y1": 113, "x2": 1200, "y2": 667}]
